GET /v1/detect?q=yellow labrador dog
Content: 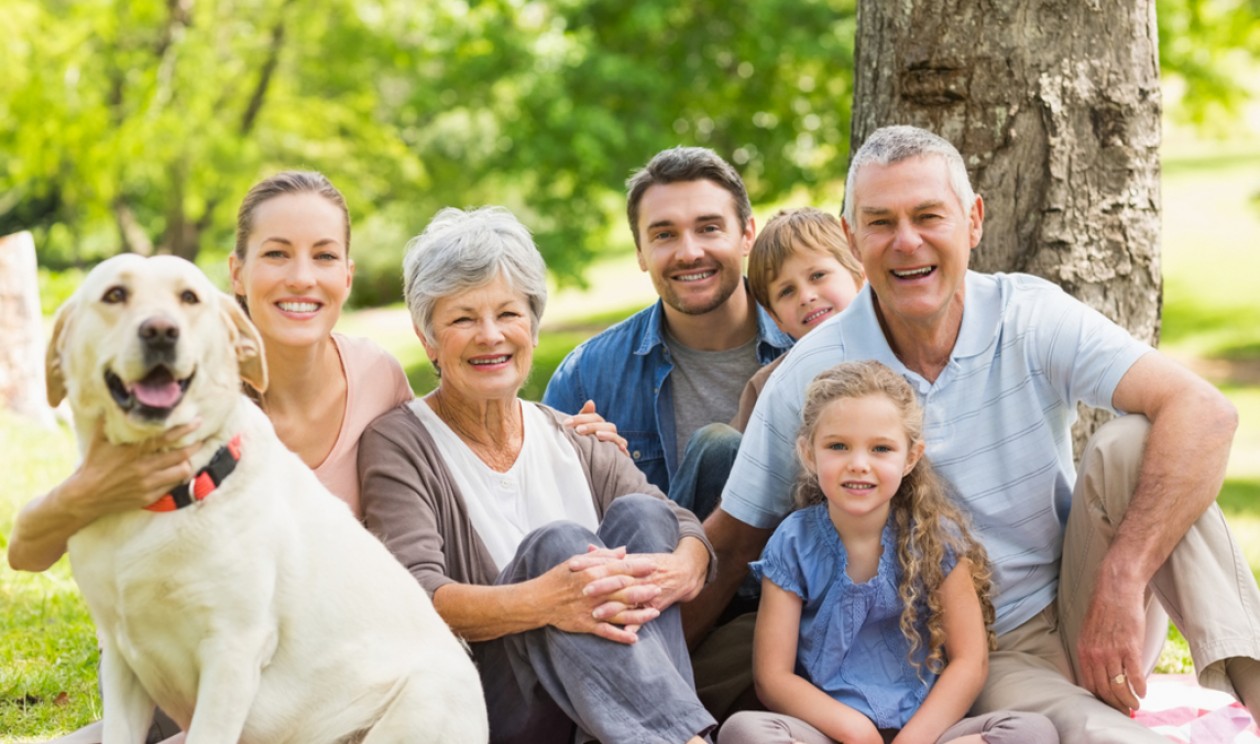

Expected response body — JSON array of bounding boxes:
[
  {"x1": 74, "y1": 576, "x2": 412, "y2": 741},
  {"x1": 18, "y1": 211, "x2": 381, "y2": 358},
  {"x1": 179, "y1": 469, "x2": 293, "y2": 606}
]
[{"x1": 46, "y1": 254, "x2": 487, "y2": 744}]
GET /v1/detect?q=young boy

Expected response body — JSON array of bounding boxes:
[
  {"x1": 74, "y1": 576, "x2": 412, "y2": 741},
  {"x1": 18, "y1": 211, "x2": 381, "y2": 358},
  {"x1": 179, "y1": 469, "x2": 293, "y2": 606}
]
[{"x1": 731, "y1": 207, "x2": 865, "y2": 431}]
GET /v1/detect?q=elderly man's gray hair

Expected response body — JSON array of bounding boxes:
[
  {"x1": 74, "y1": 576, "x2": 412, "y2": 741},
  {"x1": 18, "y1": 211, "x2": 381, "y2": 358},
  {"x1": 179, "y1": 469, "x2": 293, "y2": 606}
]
[
  {"x1": 841, "y1": 126, "x2": 977, "y2": 225},
  {"x1": 403, "y1": 206, "x2": 549, "y2": 347}
]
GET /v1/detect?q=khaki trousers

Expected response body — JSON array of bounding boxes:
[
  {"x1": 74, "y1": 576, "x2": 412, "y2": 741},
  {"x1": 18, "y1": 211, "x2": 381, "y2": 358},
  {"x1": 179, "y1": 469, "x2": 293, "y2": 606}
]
[{"x1": 973, "y1": 415, "x2": 1260, "y2": 742}]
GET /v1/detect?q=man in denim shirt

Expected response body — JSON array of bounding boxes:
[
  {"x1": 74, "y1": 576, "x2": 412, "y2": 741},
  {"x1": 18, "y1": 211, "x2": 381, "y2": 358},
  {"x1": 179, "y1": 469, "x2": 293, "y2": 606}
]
[
  {"x1": 544, "y1": 146, "x2": 792, "y2": 525},
  {"x1": 543, "y1": 149, "x2": 791, "y2": 721}
]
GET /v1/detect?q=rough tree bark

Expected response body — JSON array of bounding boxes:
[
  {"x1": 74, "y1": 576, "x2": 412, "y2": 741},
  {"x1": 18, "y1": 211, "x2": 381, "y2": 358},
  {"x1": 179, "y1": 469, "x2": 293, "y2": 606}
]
[
  {"x1": 851, "y1": 0, "x2": 1162, "y2": 444},
  {"x1": 0, "y1": 231, "x2": 56, "y2": 427}
]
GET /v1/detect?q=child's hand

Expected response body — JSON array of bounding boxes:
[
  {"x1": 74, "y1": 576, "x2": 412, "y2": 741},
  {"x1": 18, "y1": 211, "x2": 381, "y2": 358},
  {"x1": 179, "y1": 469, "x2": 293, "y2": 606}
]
[{"x1": 819, "y1": 705, "x2": 884, "y2": 744}]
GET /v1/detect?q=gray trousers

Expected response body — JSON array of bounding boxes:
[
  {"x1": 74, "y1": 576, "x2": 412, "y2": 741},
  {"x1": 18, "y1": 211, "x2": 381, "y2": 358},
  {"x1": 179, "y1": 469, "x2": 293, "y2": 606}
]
[
  {"x1": 973, "y1": 415, "x2": 1260, "y2": 742},
  {"x1": 474, "y1": 493, "x2": 717, "y2": 744},
  {"x1": 718, "y1": 709, "x2": 1059, "y2": 744}
]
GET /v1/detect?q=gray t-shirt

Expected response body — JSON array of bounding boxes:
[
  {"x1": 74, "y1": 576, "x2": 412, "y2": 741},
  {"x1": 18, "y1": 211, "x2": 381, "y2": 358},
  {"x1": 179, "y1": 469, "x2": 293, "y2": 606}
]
[{"x1": 665, "y1": 332, "x2": 761, "y2": 465}]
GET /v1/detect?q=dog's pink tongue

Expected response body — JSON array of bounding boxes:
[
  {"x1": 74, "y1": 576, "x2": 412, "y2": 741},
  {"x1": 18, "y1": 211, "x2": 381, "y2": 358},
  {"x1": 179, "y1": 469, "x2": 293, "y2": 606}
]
[{"x1": 133, "y1": 372, "x2": 182, "y2": 408}]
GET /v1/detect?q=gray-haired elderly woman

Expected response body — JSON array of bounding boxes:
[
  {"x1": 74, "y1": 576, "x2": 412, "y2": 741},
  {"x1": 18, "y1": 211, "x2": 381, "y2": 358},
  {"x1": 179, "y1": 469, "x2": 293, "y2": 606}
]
[{"x1": 358, "y1": 206, "x2": 717, "y2": 744}]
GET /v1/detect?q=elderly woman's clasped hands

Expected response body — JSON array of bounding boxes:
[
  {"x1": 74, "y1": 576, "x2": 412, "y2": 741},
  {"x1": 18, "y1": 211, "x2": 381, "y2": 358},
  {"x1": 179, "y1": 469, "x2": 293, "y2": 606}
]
[{"x1": 554, "y1": 541, "x2": 707, "y2": 642}]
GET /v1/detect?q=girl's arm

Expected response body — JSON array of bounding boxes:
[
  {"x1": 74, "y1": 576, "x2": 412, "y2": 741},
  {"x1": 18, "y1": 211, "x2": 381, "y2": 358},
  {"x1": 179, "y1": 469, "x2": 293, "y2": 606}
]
[
  {"x1": 893, "y1": 558, "x2": 989, "y2": 744},
  {"x1": 754, "y1": 579, "x2": 885, "y2": 744}
]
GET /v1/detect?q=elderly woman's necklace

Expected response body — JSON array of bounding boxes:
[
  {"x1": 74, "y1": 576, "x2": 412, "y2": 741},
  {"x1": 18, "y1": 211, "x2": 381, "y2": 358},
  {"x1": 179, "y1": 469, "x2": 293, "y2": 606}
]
[{"x1": 431, "y1": 390, "x2": 522, "y2": 473}]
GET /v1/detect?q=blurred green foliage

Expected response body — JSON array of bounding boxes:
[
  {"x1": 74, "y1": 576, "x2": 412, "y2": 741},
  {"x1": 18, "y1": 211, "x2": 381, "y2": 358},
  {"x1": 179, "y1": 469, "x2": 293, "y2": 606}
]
[
  {"x1": 1, "y1": 0, "x2": 1255, "y2": 305},
  {"x1": 0, "y1": 0, "x2": 857, "y2": 302},
  {"x1": 1159, "y1": 0, "x2": 1260, "y2": 127}
]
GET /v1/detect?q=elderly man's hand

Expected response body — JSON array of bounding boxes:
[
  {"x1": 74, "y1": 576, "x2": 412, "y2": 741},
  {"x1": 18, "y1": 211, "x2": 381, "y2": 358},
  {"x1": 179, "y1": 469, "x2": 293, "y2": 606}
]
[{"x1": 1077, "y1": 567, "x2": 1147, "y2": 712}]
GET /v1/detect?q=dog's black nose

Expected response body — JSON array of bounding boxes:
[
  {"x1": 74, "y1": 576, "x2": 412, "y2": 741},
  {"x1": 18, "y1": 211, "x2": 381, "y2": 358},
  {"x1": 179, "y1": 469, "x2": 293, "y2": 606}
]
[{"x1": 139, "y1": 316, "x2": 180, "y2": 351}]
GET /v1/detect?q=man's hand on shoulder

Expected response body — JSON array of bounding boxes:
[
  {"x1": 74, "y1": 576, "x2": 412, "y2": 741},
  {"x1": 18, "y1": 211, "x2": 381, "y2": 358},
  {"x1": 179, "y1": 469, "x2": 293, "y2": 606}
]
[{"x1": 562, "y1": 399, "x2": 630, "y2": 456}]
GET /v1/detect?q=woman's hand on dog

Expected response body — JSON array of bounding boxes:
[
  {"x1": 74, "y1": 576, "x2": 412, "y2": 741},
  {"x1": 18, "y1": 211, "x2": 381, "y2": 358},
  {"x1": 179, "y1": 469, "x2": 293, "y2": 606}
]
[
  {"x1": 75, "y1": 419, "x2": 204, "y2": 513},
  {"x1": 8, "y1": 421, "x2": 203, "y2": 572}
]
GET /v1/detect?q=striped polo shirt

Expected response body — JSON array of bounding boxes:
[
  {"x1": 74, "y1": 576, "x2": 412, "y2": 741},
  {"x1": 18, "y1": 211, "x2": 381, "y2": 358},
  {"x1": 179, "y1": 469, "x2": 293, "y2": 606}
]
[{"x1": 722, "y1": 271, "x2": 1152, "y2": 635}]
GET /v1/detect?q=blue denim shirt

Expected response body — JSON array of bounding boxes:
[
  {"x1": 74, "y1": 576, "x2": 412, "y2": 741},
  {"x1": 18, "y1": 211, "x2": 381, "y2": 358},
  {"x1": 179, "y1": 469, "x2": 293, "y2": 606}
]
[{"x1": 542, "y1": 294, "x2": 792, "y2": 495}]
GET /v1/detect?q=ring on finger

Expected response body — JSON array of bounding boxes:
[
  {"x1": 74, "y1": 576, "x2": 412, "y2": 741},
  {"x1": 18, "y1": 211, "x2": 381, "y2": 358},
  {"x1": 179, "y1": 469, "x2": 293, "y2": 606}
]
[{"x1": 1111, "y1": 672, "x2": 1127, "y2": 686}]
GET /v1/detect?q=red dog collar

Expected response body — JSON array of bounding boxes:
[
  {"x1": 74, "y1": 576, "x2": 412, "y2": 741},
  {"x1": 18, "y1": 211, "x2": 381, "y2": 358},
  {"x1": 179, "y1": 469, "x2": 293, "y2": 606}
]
[{"x1": 145, "y1": 434, "x2": 243, "y2": 513}]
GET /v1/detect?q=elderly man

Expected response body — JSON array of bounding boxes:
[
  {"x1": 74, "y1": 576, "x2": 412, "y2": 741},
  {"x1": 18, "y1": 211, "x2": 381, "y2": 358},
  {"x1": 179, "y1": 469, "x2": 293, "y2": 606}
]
[{"x1": 700, "y1": 124, "x2": 1260, "y2": 741}]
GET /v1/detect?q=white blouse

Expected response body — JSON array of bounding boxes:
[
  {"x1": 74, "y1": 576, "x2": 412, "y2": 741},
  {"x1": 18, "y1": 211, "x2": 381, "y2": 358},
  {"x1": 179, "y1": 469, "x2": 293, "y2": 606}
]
[{"x1": 410, "y1": 399, "x2": 599, "y2": 570}]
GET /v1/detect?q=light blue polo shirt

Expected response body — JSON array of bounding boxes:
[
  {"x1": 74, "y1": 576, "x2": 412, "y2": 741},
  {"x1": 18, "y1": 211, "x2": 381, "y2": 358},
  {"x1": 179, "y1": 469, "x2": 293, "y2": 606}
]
[{"x1": 722, "y1": 271, "x2": 1153, "y2": 635}]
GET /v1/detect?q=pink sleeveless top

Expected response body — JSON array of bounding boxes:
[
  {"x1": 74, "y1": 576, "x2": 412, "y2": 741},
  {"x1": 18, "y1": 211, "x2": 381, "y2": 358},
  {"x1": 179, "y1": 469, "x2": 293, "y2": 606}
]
[{"x1": 313, "y1": 334, "x2": 413, "y2": 516}]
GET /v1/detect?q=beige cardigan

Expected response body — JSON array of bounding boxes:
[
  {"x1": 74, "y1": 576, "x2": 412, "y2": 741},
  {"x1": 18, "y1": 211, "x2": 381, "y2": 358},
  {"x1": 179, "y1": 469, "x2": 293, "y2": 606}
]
[{"x1": 358, "y1": 401, "x2": 716, "y2": 597}]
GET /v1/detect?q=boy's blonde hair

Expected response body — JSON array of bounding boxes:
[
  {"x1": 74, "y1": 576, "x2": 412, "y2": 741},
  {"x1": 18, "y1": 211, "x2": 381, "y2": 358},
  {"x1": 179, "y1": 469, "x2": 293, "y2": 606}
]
[
  {"x1": 794, "y1": 360, "x2": 997, "y2": 676},
  {"x1": 748, "y1": 207, "x2": 864, "y2": 313}
]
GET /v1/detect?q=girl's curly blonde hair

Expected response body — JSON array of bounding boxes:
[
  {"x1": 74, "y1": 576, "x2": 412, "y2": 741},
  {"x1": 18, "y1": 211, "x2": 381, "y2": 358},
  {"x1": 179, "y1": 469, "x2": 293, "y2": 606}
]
[{"x1": 793, "y1": 360, "x2": 997, "y2": 675}]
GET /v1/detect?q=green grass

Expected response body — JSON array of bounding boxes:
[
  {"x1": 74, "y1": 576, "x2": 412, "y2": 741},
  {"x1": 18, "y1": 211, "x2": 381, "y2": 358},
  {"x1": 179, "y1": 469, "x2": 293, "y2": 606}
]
[
  {"x1": 0, "y1": 413, "x2": 102, "y2": 738},
  {"x1": 1148, "y1": 148, "x2": 1260, "y2": 676},
  {"x1": 4, "y1": 147, "x2": 1260, "y2": 741},
  {"x1": 1160, "y1": 151, "x2": 1260, "y2": 361}
]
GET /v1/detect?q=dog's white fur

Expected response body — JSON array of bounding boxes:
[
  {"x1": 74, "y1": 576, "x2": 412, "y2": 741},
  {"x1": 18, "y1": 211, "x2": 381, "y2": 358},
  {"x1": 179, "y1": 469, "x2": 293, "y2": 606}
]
[{"x1": 47, "y1": 254, "x2": 487, "y2": 744}]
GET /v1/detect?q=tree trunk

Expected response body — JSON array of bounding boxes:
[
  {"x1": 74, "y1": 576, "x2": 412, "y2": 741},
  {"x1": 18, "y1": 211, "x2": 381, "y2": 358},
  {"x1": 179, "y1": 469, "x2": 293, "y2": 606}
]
[
  {"x1": 851, "y1": 0, "x2": 1162, "y2": 447},
  {"x1": 0, "y1": 231, "x2": 57, "y2": 427}
]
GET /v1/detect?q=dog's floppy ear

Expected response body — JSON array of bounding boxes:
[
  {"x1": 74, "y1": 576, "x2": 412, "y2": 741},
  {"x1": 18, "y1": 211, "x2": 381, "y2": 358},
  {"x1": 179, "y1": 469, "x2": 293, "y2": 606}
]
[
  {"x1": 219, "y1": 292, "x2": 268, "y2": 395},
  {"x1": 44, "y1": 297, "x2": 76, "y2": 406}
]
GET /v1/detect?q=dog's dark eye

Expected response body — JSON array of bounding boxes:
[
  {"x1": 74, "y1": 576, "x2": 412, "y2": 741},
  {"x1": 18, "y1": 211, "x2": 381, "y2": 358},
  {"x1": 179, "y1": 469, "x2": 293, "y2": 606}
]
[
  {"x1": 180, "y1": 290, "x2": 200, "y2": 304},
  {"x1": 102, "y1": 286, "x2": 128, "y2": 304}
]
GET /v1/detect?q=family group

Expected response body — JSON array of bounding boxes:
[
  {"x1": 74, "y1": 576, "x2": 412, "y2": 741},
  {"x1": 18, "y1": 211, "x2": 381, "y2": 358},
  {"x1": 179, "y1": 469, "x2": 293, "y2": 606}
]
[{"x1": 11, "y1": 124, "x2": 1260, "y2": 744}]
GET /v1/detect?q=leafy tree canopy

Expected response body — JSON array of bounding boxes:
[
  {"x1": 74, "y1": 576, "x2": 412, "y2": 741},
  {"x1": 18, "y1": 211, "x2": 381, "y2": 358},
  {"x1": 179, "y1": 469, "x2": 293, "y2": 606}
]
[{"x1": 0, "y1": 0, "x2": 1252, "y2": 301}]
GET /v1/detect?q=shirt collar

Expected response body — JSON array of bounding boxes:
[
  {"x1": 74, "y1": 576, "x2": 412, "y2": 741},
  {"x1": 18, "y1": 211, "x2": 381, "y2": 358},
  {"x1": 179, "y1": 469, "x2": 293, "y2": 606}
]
[
  {"x1": 839, "y1": 271, "x2": 999, "y2": 366},
  {"x1": 953, "y1": 271, "x2": 1001, "y2": 359}
]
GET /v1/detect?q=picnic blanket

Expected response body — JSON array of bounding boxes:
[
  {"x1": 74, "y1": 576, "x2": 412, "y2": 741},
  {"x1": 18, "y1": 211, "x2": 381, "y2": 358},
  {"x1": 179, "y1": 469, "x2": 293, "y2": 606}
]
[{"x1": 1138, "y1": 674, "x2": 1259, "y2": 743}]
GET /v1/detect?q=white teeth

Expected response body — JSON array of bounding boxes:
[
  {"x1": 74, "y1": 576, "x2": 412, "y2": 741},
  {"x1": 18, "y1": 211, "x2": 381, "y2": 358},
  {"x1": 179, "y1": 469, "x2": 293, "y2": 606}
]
[
  {"x1": 892, "y1": 267, "x2": 934, "y2": 278},
  {"x1": 803, "y1": 308, "x2": 832, "y2": 324},
  {"x1": 677, "y1": 270, "x2": 715, "y2": 282},
  {"x1": 470, "y1": 356, "x2": 509, "y2": 365},
  {"x1": 843, "y1": 482, "x2": 875, "y2": 490},
  {"x1": 278, "y1": 302, "x2": 319, "y2": 312}
]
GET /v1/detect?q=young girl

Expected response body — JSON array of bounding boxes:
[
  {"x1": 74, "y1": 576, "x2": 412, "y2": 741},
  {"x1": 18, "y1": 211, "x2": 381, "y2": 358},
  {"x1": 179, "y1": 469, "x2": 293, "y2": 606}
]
[{"x1": 719, "y1": 361, "x2": 1058, "y2": 744}]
